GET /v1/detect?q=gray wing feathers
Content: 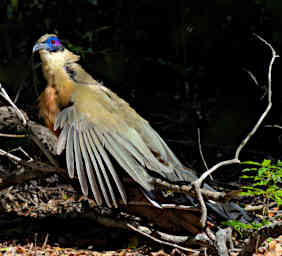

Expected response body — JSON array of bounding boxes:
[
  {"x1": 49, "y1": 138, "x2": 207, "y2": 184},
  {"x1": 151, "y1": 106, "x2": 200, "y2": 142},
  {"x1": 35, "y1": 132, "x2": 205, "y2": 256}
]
[
  {"x1": 92, "y1": 130, "x2": 127, "y2": 204},
  {"x1": 125, "y1": 129, "x2": 174, "y2": 175},
  {"x1": 103, "y1": 132, "x2": 154, "y2": 191},
  {"x1": 139, "y1": 123, "x2": 198, "y2": 182},
  {"x1": 55, "y1": 106, "x2": 128, "y2": 207},
  {"x1": 151, "y1": 129, "x2": 198, "y2": 181},
  {"x1": 84, "y1": 131, "x2": 112, "y2": 206},
  {"x1": 54, "y1": 105, "x2": 194, "y2": 207},
  {"x1": 87, "y1": 129, "x2": 118, "y2": 208},
  {"x1": 54, "y1": 107, "x2": 69, "y2": 130},
  {"x1": 79, "y1": 131, "x2": 103, "y2": 206},
  {"x1": 56, "y1": 125, "x2": 68, "y2": 155},
  {"x1": 140, "y1": 123, "x2": 167, "y2": 161},
  {"x1": 111, "y1": 134, "x2": 146, "y2": 167},
  {"x1": 66, "y1": 126, "x2": 75, "y2": 178},
  {"x1": 73, "y1": 127, "x2": 89, "y2": 196}
]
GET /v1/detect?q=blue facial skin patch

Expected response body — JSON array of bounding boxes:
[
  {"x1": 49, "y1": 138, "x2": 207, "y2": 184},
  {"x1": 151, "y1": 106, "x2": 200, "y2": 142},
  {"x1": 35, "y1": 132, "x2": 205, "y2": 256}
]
[{"x1": 46, "y1": 36, "x2": 62, "y2": 51}]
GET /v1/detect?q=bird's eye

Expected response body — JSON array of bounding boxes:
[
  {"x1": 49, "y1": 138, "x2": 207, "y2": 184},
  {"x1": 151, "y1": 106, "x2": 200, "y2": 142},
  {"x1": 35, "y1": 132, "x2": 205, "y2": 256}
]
[{"x1": 51, "y1": 39, "x2": 55, "y2": 45}]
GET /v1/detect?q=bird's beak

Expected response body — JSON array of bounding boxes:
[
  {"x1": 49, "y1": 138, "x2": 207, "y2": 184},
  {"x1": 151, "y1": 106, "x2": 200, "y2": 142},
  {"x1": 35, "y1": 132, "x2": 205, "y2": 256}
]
[{"x1": 32, "y1": 43, "x2": 48, "y2": 53}]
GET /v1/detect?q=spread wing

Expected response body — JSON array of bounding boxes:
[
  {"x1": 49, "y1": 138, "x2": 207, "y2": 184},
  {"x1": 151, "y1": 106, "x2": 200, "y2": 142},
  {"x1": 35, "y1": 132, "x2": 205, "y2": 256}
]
[{"x1": 54, "y1": 85, "x2": 197, "y2": 208}]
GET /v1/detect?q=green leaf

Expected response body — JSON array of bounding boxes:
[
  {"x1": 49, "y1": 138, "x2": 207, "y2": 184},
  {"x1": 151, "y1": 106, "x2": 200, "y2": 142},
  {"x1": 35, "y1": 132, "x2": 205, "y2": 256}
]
[
  {"x1": 241, "y1": 175, "x2": 254, "y2": 179},
  {"x1": 242, "y1": 168, "x2": 258, "y2": 172},
  {"x1": 262, "y1": 159, "x2": 271, "y2": 167},
  {"x1": 241, "y1": 161, "x2": 262, "y2": 166}
]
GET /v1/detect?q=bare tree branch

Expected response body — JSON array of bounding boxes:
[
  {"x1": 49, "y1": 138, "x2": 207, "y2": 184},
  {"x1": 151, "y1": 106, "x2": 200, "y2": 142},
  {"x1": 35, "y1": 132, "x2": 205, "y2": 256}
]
[
  {"x1": 193, "y1": 34, "x2": 279, "y2": 227},
  {"x1": 0, "y1": 84, "x2": 27, "y2": 126}
]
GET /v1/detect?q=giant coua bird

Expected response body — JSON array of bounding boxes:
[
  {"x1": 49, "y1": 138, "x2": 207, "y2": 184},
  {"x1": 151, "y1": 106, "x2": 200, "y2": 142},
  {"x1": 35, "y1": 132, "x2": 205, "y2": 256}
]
[{"x1": 32, "y1": 34, "x2": 250, "y2": 221}]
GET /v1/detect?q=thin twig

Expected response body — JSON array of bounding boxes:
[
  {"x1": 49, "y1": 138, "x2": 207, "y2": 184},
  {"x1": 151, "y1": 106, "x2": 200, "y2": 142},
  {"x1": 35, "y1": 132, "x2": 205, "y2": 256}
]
[
  {"x1": 242, "y1": 67, "x2": 267, "y2": 100},
  {"x1": 42, "y1": 233, "x2": 49, "y2": 249},
  {"x1": 155, "y1": 178, "x2": 238, "y2": 202},
  {"x1": 13, "y1": 81, "x2": 25, "y2": 104},
  {"x1": 196, "y1": 159, "x2": 240, "y2": 186},
  {"x1": 235, "y1": 33, "x2": 278, "y2": 159},
  {"x1": 245, "y1": 201, "x2": 277, "y2": 212},
  {"x1": 0, "y1": 83, "x2": 27, "y2": 126},
  {"x1": 128, "y1": 199, "x2": 200, "y2": 211},
  {"x1": 0, "y1": 83, "x2": 59, "y2": 167},
  {"x1": 197, "y1": 128, "x2": 213, "y2": 180},
  {"x1": 0, "y1": 133, "x2": 26, "y2": 138},
  {"x1": 193, "y1": 163, "x2": 240, "y2": 226},
  {"x1": 0, "y1": 148, "x2": 22, "y2": 162},
  {"x1": 242, "y1": 68, "x2": 259, "y2": 87},
  {"x1": 265, "y1": 124, "x2": 282, "y2": 129},
  {"x1": 193, "y1": 34, "x2": 279, "y2": 227},
  {"x1": 127, "y1": 223, "x2": 200, "y2": 254},
  {"x1": 197, "y1": 128, "x2": 208, "y2": 170},
  {"x1": 8, "y1": 146, "x2": 34, "y2": 162}
]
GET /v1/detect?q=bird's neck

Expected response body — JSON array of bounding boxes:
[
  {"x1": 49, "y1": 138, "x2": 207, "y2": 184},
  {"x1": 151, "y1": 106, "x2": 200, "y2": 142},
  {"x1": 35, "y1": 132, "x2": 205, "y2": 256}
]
[
  {"x1": 39, "y1": 50, "x2": 79, "y2": 132},
  {"x1": 40, "y1": 49, "x2": 79, "y2": 106}
]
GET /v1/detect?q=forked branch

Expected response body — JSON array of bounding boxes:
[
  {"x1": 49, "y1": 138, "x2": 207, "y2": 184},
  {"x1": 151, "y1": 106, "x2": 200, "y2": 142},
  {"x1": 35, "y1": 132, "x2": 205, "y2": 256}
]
[{"x1": 193, "y1": 34, "x2": 279, "y2": 227}]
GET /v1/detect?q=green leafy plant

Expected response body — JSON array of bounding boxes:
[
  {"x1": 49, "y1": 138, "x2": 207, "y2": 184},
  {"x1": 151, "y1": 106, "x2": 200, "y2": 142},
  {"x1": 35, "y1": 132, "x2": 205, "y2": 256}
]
[
  {"x1": 224, "y1": 159, "x2": 281, "y2": 236},
  {"x1": 223, "y1": 219, "x2": 267, "y2": 238},
  {"x1": 240, "y1": 159, "x2": 282, "y2": 214}
]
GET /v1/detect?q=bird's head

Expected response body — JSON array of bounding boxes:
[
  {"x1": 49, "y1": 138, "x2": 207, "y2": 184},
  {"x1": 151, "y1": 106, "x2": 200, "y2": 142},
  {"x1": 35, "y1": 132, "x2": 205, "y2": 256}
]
[{"x1": 33, "y1": 34, "x2": 64, "y2": 53}]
